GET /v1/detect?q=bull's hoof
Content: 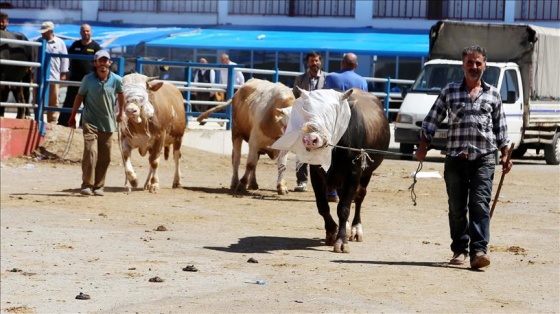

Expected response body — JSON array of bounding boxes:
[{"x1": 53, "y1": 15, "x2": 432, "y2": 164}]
[
  {"x1": 145, "y1": 184, "x2": 159, "y2": 193},
  {"x1": 172, "y1": 182, "x2": 181, "y2": 189},
  {"x1": 129, "y1": 179, "x2": 138, "y2": 188},
  {"x1": 325, "y1": 232, "x2": 337, "y2": 246},
  {"x1": 248, "y1": 183, "x2": 259, "y2": 190},
  {"x1": 333, "y1": 239, "x2": 350, "y2": 253},
  {"x1": 350, "y1": 224, "x2": 364, "y2": 242},
  {"x1": 277, "y1": 185, "x2": 288, "y2": 195},
  {"x1": 233, "y1": 184, "x2": 247, "y2": 195}
]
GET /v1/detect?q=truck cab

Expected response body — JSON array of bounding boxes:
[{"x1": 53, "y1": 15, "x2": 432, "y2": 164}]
[{"x1": 394, "y1": 59, "x2": 523, "y2": 159}]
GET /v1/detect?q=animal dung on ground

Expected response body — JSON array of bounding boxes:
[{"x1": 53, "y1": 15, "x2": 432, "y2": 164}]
[
  {"x1": 155, "y1": 225, "x2": 167, "y2": 231},
  {"x1": 75, "y1": 292, "x2": 91, "y2": 300},
  {"x1": 247, "y1": 257, "x2": 259, "y2": 263},
  {"x1": 182, "y1": 265, "x2": 198, "y2": 272},
  {"x1": 148, "y1": 276, "x2": 164, "y2": 282}
]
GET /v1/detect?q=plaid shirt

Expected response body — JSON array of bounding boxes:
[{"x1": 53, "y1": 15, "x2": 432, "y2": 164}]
[{"x1": 422, "y1": 79, "x2": 509, "y2": 160}]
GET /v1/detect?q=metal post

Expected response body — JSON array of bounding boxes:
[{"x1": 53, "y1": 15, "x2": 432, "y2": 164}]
[
  {"x1": 384, "y1": 76, "x2": 391, "y2": 118},
  {"x1": 135, "y1": 57, "x2": 142, "y2": 74},
  {"x1": 34, "y1": 39, "x2": 46, "y2": 124}
]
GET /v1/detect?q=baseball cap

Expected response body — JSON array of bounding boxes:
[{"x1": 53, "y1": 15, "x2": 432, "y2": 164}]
[
  {"x1": 38, "y1": 21, "x2": 54, "y2": 33},
  {"x1": 94, "y1": 50, "x2": 111, "y2": 61}
]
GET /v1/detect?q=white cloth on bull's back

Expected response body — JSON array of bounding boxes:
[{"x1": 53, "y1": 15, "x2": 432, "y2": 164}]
[{"x1": 271, "y1": 89, "x2": 351, "y2": 171}]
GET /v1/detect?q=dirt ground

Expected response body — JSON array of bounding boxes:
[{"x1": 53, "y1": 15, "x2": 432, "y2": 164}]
[{"x1": 1, "y1": 125, "x2": 559, "y2": 313}]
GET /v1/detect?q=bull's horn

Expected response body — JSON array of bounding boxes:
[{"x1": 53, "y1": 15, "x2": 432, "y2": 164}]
[
  {"x1": 342, "y1": 89, "x2": 353, "y2": 100},
  {"x1": 147, "y1": 76, "x2": 159, "y2": 82}
]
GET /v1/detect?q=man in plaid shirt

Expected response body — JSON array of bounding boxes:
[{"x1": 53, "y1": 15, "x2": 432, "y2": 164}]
[{"x1": 416, "y1": 45, "x2": 513, "y2": 270}]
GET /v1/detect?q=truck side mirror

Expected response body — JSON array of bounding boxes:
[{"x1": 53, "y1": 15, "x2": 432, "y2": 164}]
[
  {"x1": 401, "y1": 86, "x2": 408, "y2": 98},
  {"x1": 506, "y1": 91, "x2": 516, "y2": 103}
]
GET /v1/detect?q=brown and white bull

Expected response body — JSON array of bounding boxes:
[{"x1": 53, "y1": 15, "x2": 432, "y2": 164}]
[
  {"x1": 273, "y1": 88, "x2": 390, "y2": 253},
  {"x1": 120, "y1": 73, "x2": 186, "y2": 192},
  {"x1": 197, "y1": 78, "x2": 294, "y2": 195}
]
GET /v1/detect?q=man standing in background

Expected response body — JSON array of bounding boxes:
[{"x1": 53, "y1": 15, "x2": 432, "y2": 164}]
[
  {"x1": 192, "y1": 57, "x2": 216, "y2": 113},
  {"x1": 321, "y1": 52, "x2": 368, "y2": 202},
  {"x1": 219, "y1": 53, "x2": 245, "y2": 87},
  {"x1": 324, "y1": 52, "x2": 368, "y2": 92},
  {"x1": 59, "y1": 23, "x2": 100, "y2": 126},
  {"x1": 37, "y1": 21, "x2": 69, "y2": 124},
  {"x1": 292, "y1": 51, "x2": 326, "y2": 192}
]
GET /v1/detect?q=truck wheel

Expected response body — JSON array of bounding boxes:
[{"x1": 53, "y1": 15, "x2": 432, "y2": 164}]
[
  {"x1": 399, "y1": 144, "x2": 414, "y2": 160},
  {"x1": 511, "y1": 145, "x2": 527, "y2": 159},
  {"x1": 544, "y1": 132, "x2": 560, "y2": 165}
]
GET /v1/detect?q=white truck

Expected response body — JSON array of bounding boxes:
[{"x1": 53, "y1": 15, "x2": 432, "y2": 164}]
[{"x1": 394, "y1": 20, "x2": 560, "y2": 165}]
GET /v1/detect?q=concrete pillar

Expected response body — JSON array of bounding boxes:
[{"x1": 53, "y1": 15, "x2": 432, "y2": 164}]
[
  {"x1": 81, "y1": 0, "x2": 100, "y2": 22},
  {"x1": 504, "y1": 0, "x2": 516, "y2": 23}
]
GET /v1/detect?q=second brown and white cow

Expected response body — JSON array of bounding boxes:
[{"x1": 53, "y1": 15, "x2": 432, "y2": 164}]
[
  {"x1": 198, "y1": 78, "x2": 294, "y2": 195},
  {"x1": 273, "y1": 88, "x2": 390, "y2": 253},
  {"x1": 120, "y1": 73, "x2": 186, "y2": 192}
]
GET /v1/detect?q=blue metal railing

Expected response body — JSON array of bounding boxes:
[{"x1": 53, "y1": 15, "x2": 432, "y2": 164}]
[{"x1": 23, "y1": 53, "x2": 414, "y2": 131}]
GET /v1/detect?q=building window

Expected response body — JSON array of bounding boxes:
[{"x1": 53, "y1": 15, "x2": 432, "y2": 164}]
[
  {"x1": 515, "y1": 0, "x2": 559, "y2": 21},
  {"x1": 4, "y1": 0, "x2": 81, "y2": 10},
  {"x1": 229, "y1": 0, "x2": 354, "y2": 17},
  {"x1": 373, "y1": 0, "x2": 427, "y2": 19},
  {"x1": 98, "y1": 0, "x2": 217, "y2": 13},
  {"x1": 374, "y1": 0, "x2": 504, "y2": 21}
]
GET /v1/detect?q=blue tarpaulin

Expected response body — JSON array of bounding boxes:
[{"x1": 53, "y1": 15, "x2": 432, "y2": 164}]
[
  {"x1": 148, "y1": 29, "x2": 428, "y2": 57},
  {"x1": 8, "y1": 23, "x2": 429, "y2": 57}
]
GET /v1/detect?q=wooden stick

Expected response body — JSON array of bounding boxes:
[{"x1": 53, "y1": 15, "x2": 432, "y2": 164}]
[{"x1": 490, "y1": 143, "x2": 515, "y2": 219}]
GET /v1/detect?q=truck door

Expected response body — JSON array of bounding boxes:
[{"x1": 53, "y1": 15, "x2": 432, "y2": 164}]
[{"x1": 500, "y1": 68, "x2": 523, "y2": 147}]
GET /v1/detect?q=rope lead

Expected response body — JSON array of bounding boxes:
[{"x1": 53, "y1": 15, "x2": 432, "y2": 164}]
[{"x1": 408, "y1": 161, "x2": 423, "y2": 206}]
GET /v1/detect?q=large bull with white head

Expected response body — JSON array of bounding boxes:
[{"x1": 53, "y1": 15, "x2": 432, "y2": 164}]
[
  {"x1": 120, "y1": 73, "x2": 186, "y2": 192},
  {"x1": 273, "y1": 88, "x2": 390, "y2": 253}
]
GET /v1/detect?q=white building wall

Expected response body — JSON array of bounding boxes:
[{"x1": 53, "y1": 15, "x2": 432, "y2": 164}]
[{"x1": 5, "y1": 0, "x2": 558, "y2": 29}]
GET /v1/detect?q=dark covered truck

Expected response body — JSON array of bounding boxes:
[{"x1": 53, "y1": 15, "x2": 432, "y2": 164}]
[{"x1": 394, "y1": 20, "x2": 560, "y2": 164}]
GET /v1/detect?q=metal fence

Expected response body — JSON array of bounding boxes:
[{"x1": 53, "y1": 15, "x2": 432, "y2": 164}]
[{"x1": 2, "y1": 50, "x2": 413, "y2": 130}]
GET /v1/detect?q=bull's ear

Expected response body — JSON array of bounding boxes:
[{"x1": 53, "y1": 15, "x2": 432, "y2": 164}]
[
  {"x1": 147, "y1": 81, "x2": 164, "y2": 92},
  {"x1": 276, "y1": 107, "x2": 292, "y2": 117},
  {"x1": 341, "y1": 89, "x2": 353, "y2": 101},
  {"x1": 275, "y1": 107, "x2": 292, "y2": 125}
]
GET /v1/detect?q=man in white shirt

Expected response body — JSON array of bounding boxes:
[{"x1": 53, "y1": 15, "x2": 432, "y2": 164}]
[
  {"x1": 38, "y1": 21, "x2": 69, "y2": 123},
  {"x1": 219, "y1": 53, "x2": 245, "y2": 87}
]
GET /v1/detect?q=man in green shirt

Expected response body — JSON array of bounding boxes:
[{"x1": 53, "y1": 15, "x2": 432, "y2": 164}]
[{"x1": 69, "y1": 50, "x2": 125, "y2": 196}]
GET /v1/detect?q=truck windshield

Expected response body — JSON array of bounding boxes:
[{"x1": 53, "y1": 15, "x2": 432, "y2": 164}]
[{"x1": 411, "y1": 64, "x2": 500, "y2": 93}]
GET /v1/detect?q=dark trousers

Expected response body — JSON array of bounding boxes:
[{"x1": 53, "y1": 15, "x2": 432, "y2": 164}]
[
  {"x1": 59, "y1": 86, "x2": 79, "y2": 127},
  {"x1": 444, "y1": 153, "x2": 495, "y2": 259},
  {"x1": 296, "y1": 160, "x2": 308, "y2": 184}
]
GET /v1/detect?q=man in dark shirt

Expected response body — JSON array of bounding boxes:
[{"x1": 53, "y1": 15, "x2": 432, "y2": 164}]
[
  {"x1": 59, "y1": 24, "x2": 101, "y2": 126},
  {"x1": 192, "y1": 57, "x2": 216, "y2": 112}
]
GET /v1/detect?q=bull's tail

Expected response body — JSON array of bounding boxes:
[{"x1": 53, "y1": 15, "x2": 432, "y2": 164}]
[{"x1": 196, "y1": 98, "x2": 233, "y2": 122}]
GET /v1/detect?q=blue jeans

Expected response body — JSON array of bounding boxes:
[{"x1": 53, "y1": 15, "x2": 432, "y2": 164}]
[{"x1": 444, "y1": 153, "x2": 495, "y2": 259}]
